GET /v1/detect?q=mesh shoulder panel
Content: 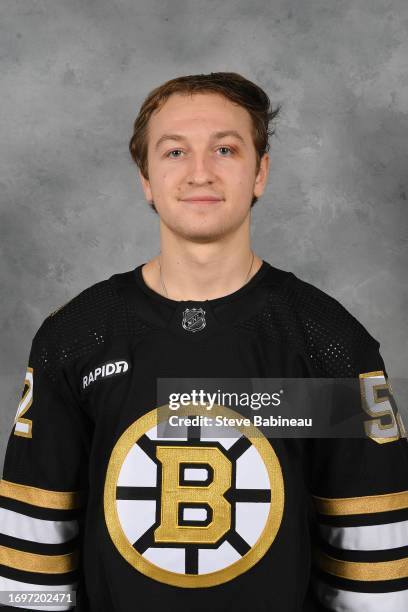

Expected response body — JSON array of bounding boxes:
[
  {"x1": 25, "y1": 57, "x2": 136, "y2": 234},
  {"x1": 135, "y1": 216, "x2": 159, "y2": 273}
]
[
  {"x1": 290, "y1": 277, "x2": 380, "y2": 377},
  {"x1": 236, "y1": 274, "x2": 380, "y2": 378},
  {"x1": 33, "y1": 276, "x2": 157, "y2": 383}
]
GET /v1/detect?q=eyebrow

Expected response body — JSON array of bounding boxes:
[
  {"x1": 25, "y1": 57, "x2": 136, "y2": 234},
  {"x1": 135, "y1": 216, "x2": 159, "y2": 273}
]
[{"x1": 154, "y1": 130, "x2": 246, "y2": 151}]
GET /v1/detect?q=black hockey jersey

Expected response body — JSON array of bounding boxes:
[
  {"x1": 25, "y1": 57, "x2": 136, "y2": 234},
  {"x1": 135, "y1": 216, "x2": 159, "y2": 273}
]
[{"x1": 1, "y1": 259, "x2": 408, "y2": 611}]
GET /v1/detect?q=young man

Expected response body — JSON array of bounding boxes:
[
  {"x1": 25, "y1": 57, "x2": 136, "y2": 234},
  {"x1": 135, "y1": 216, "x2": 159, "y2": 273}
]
[{"x1": 1, "y1": 72, "x2": 407, "y2": 611}]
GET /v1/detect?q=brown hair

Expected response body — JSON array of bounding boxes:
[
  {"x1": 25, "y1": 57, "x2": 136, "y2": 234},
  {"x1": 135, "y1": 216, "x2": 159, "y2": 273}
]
[{"x1": 129, "y1": 72, "x2": 281, "y2": 211}]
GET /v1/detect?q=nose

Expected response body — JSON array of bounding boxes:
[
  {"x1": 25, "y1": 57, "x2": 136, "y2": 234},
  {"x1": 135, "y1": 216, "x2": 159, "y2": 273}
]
[{"x1": 186, "y1": 152, "x2": 215, "y2": 185}]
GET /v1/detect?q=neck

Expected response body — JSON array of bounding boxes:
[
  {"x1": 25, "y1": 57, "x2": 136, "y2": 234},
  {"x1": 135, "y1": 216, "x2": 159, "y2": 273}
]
[{"x1": 141, "y1": 244, "x2": 263, "y2": 302}]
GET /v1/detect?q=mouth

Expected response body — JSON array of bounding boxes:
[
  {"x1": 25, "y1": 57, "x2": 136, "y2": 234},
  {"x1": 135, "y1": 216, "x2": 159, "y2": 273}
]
[{"x1": 180, "y1": 197, "x2": 223, "y2": 204}]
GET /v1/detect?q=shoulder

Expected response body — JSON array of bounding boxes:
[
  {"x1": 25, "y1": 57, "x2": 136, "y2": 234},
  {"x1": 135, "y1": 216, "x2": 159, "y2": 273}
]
[
  {"x1": 287, "y1": 273, "x2": 381, "y2": 376},
  {"x1": 261, "y1": 263, "x2": 376, "y2": 341},
  {"x1": 46, "y1": 277, "x2": 116, "y2": 318},
  {"x1": 38, "y1": 274, "x2": 121, "y2": 336},
  {"x1": 30, "y1": 270, "x2": 145, "y2": 380},
  {"x1": 287, "y1": 273, "x2": 378, "y2": 343},
  {"x1": 258, "y1": 267, "x2": 381, "y2": 377}
]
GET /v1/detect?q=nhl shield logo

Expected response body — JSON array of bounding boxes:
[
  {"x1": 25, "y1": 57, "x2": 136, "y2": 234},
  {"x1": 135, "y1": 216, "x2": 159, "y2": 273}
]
[{"x1": 182, "y1": 307, "x2": 206, "y2": 332}]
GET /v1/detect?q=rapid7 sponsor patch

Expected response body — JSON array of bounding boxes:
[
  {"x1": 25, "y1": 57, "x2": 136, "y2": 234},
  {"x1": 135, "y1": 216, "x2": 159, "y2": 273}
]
[{"x1": 82, "y1": 360, "x2": 129, "y2": 389}]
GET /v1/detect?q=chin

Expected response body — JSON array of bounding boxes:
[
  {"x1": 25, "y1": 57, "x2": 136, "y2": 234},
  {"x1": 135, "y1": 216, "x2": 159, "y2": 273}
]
[
  {"x1": 162, "y1": 210, "x2": 244, "y2": 240},
  {"x1": 175, "y1": 223, "x2": 231, "y2": 243}
]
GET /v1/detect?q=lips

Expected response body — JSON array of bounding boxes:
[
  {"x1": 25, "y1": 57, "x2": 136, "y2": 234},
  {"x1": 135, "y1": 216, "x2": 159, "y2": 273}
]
[{"x1": 181, "y1": 196, "x2": 222, "y2": 202}]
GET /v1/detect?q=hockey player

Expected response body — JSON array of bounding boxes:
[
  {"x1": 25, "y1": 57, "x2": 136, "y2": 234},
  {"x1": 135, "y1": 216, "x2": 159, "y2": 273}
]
[{"x1": 1, "y1": 72, "x2": 407, "y2": 611}]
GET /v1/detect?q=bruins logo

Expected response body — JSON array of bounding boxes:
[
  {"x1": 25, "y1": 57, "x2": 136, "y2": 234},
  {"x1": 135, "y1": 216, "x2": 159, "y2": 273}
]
[{"x1": 104, "y1": 404, "x2": 284, "y2": 587}]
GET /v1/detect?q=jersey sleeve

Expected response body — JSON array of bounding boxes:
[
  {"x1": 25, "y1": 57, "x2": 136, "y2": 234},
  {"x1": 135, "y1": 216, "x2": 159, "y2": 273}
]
[
  {"x1": 0, "y1": 317, "x2": 91, "y2": 611},
  {"x1": 308, "y1": 339, "x2": 408, "y2": 610}
]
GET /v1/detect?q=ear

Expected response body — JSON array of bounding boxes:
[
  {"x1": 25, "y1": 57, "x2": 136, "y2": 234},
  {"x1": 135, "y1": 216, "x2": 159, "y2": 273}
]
[
  {"x1": 253, "y1": 153, "x2": 270, "y2": 198},
  {"x1": 138, "y1": 168, "x2": 153, "y2": 202}
]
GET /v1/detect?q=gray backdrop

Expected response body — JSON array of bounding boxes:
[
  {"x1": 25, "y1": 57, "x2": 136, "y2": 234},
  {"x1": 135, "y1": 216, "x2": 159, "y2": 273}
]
[{"x1": 1, "y1": 0, "x2": 407, "y2": 473}]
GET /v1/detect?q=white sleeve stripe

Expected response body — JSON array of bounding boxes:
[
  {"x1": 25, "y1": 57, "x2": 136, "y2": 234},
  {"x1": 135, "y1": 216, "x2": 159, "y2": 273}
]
[
  {"x1": 319, "y1": 520, "x2": 408, "y2": 551},
  {"x1": 314, "y1": 579, "x2": 408, "y2": 611},
  {"x1": 0, "y1": 508, "x2": 79, "y2": 544},
  {"x1": 0, "y1": 575, "x2": 77, "y2": 611}
]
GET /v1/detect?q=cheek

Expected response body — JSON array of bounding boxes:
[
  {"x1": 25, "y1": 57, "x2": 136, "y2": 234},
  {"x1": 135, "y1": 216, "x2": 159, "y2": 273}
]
[
  {"x1": 234, "y1": 177, "x2": 251, "y2": 194},
  {"x1": 160, "y1": 171, "x2": 179, "y2": 186},
  {"x1": 228, "y1": 165, "x2": 250, "y2": 187},
  {"x1": 154, "y1": 173, "x2": 170, "y2": 192}
]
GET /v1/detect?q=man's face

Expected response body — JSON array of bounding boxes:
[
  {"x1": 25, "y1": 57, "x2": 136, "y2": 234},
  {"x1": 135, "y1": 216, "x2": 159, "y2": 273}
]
[{"x1": 139, "y1": 92, "x2": 269, "y2": 242}]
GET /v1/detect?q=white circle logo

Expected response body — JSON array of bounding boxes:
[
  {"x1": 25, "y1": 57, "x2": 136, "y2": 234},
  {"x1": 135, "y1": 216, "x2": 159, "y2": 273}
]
[{"x1": 104, "y1": 405, "x2": 284, "y2": 587}]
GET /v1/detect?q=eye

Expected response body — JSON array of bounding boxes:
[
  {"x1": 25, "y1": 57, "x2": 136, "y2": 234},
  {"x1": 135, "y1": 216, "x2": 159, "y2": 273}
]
[
  {"x1": 165, "y1": 146, "x2": 235, "y2": 159},
  {"x1": 217, "y1": 146, "x2": 234, "y2": 156},
  {"x1": 166, "y1": 149, "x2": 184, "y2": 159}
]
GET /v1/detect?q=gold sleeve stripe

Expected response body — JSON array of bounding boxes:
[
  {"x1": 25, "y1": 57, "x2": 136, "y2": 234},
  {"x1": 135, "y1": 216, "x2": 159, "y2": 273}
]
[
  {"x1": 359, "y1": 371, "x2": 385, "y2": 379},
  {"x1": 0, "y1": 479, "x2": 83, "y2": 510},
  {"x1": 316, "y1": 549, "x2": 408, "y2": 581},
  {"x1": 313, "y1": 490, "x2": 408, "y2": 516},
  {"x1": 0, "y1": 545, "x2": 78, "y2": 574}
]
